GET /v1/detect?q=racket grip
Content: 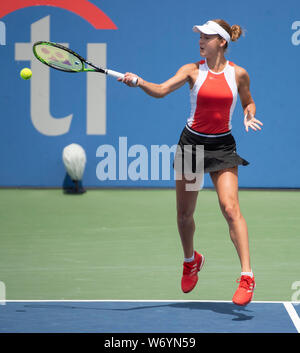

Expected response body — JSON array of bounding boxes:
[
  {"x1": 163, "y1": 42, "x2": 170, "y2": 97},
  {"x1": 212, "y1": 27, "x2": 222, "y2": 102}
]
[{"x1": 106, "y1": 69, "x2": 138, "y2": 86}]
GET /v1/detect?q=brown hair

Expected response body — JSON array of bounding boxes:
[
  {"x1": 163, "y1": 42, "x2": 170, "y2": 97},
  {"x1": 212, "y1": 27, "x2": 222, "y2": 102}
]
[{"x1": 212, "y1": 19, "x2": 243, "y2": 49}]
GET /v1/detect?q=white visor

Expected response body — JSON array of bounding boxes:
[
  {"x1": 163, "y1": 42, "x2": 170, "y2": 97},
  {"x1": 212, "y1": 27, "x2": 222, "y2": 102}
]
[{"x1": 193, "y1": 20, "x2": 231, "y2": 43}]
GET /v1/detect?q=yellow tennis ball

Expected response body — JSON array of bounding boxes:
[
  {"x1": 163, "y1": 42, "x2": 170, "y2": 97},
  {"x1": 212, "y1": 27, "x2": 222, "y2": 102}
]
[{"x1": 20, "y1": 68, "x2": 32, "y2": 80}]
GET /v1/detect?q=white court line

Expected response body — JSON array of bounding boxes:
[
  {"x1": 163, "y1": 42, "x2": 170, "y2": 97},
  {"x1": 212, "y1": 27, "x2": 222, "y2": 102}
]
[
  {"x1": 283, "y1": 302, "x2": 300, "y2": 333},
  {"x1": 3, "y1": 299, "x2": 299, "y2": 304}
]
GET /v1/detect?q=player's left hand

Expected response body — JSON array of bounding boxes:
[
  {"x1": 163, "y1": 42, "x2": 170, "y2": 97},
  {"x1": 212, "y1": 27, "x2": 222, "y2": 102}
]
[{"x1": 244, "y1": 109, "x2": 263, "y2": 132}]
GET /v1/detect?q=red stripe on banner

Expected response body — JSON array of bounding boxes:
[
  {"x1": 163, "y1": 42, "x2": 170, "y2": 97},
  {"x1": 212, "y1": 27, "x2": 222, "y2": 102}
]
[{"x1": 0, "y1": 0, "x2": 117, "y2": 29}]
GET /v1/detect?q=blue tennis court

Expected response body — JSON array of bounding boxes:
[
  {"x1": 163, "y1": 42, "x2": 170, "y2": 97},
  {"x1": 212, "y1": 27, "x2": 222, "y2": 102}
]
[{"x1": 0, "y1": 300, "x2": 299, "y2": 333}]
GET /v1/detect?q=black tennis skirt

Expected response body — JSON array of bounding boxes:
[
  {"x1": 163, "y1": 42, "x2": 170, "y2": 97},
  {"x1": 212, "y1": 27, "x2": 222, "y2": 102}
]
[{"x1": 174, "y1": 125, "x2": 249, "y2": 174}]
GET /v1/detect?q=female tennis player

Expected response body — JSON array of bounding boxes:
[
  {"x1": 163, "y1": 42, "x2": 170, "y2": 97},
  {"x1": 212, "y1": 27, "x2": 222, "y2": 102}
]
[{"x1": 120, "y1": 19, "x2": 263, "y2": 306}]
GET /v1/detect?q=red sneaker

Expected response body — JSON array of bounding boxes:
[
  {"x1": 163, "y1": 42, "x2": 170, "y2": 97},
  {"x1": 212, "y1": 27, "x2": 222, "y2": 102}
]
[
  {"x1": 232, "y1": 275, "x2": 256, "y2": 306},
  {"x1": 181, "y1": 251, "x2": 205, "y2": 293}
]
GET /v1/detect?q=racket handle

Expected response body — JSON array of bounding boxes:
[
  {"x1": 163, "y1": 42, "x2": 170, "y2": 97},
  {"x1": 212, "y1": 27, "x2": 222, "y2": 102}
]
[{"x1": 106, "y1": 69, "x2": 138, "y2": 86}]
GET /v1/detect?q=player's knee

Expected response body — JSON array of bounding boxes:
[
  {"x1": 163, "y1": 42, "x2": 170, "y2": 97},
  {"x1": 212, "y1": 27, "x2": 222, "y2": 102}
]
[
  {"x1": 221, "y1": 202, "x2": 241, "y2": 223},
  {"x1": 177, "y1": 209, "x2": 194, "y2": 228}
]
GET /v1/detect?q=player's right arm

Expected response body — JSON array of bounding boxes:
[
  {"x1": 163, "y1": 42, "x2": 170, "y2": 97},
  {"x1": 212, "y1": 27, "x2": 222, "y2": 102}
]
[{"x1": 120, "y1": 63, "x2": 197, "y2": 98}]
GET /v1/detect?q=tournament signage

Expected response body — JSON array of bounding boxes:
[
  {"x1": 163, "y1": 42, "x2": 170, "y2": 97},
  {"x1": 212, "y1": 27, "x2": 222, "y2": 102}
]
[{"x1": 0, "y1": 1, "x2": 299, "y2": 188}]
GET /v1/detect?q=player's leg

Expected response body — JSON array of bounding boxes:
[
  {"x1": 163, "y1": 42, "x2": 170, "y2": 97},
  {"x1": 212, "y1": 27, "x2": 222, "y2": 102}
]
[
  {"x1": 176, "y1": 175, "x2": 199, "y2": 259},
  {"x1": 209, "y1": 167, "x2": 251, "y2": 272},
  {"x1": 210, "y1": 166, "x2": 255, "y2": 305},
  {"x1": 176, "y1": 175, "x2": 205, "y2": 293}
]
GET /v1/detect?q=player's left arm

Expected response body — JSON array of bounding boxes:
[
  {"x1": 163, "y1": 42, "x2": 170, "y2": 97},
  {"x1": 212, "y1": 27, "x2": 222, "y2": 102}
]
[{"x1": 235, "y1": 65, "x2": 263, "y2": 132}]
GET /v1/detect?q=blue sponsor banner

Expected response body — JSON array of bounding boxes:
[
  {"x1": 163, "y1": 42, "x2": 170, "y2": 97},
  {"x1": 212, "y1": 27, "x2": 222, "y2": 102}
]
[{"x1": 0, "y1": 0, "x2": 300, "y2": 188}]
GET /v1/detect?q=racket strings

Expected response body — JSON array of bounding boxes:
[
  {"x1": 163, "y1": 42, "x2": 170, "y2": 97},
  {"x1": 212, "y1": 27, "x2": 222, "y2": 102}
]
[{"x1": 34, "y1": 43, "x2": 83, "y2": 72}]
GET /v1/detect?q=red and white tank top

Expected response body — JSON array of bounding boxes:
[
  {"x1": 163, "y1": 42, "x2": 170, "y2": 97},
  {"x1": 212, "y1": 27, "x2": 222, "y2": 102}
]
[{"x1": 187, "y1": 59, "x2": 237, "y2": 136}]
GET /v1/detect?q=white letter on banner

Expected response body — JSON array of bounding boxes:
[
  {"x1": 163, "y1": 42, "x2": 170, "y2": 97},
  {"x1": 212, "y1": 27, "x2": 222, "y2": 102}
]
[
  {"x1": 87, "y1": 43, "x2": 107, "y2": 135},
  {"x1": 15, "y1": 16, "x2": 72, "y2": 136},
  {"x1": 0, "y1": 21, "x2": 6, "y2": 45}
]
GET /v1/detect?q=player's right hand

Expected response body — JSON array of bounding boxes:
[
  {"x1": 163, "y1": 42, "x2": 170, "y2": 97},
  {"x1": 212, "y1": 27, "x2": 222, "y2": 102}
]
[{"x1": 118, "y1": 72, "x2": 141, "y2": 87}]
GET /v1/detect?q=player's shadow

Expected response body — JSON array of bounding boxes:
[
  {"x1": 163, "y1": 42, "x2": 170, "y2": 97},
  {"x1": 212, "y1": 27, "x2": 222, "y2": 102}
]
[
  {"x1": 25, "y1": 302, "x2": 253, "y2": 322},
  {"x1": 171, "y1": 302, "x2": 253, "y2": 321},
  {"x1": 106, "y1": 302, "x2": 254, "y2": 322}
]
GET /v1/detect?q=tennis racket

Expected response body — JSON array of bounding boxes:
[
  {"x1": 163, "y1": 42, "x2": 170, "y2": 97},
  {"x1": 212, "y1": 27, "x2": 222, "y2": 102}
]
[{"x1": 32, "y1": 41, "x2": 138, "y2": 85}]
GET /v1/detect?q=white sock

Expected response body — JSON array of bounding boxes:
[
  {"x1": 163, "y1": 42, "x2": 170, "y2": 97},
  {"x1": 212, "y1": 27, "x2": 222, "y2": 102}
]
[
  {"x1": 184, "y1": 254, "x2": 195, "y2": 263},
  {"x1": 241, "y1": 271, "x2": 253, "y2": 278}
]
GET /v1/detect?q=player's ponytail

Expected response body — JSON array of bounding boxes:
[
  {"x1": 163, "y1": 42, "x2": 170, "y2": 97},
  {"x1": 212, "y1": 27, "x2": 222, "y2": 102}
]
[
  {"x1": 230, "y1": 24, "x2": 243, "y2": 42},
  {"x1": 212, "y1": 19, "x2": 244, "y2": 49}
]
